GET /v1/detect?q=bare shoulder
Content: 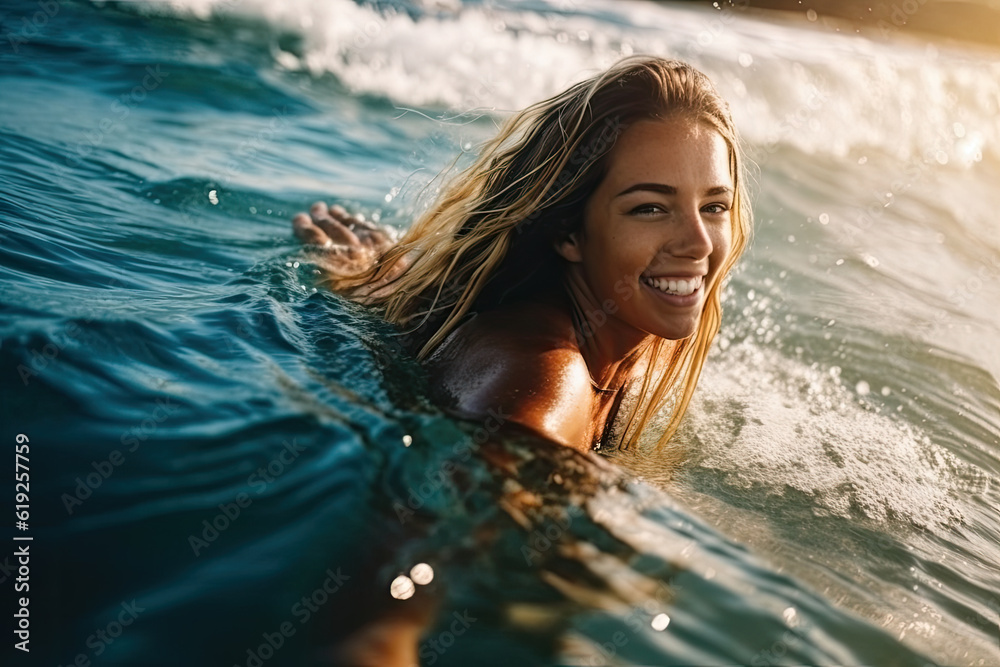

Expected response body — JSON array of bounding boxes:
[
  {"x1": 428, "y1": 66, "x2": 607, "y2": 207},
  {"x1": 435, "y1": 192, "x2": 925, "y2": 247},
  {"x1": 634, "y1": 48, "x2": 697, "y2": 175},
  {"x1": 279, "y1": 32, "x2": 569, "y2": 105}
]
[{"x1": 427, "y1": 303, "x2": 595, "y2": 451}]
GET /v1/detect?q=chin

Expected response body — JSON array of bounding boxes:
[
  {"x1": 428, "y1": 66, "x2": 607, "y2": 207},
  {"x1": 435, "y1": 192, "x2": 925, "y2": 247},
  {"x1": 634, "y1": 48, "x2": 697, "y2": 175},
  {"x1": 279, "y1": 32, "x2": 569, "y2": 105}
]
[{"x1": 652, "y1": 320, "x2": 699, "y2": 341}]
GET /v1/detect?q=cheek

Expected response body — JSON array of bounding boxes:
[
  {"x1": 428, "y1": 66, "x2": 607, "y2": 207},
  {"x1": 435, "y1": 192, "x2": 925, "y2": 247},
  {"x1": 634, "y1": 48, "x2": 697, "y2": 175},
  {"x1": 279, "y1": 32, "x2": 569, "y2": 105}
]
[{"x1": 711, "y1": 225, "x2": 734, "y2": 270}]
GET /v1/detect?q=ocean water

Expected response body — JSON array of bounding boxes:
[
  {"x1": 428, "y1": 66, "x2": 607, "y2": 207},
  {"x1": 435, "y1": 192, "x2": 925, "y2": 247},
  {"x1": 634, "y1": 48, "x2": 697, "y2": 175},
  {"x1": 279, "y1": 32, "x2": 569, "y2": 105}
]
[{"x1": 2, "y1": 0, "x2": 999, "y2": 665}]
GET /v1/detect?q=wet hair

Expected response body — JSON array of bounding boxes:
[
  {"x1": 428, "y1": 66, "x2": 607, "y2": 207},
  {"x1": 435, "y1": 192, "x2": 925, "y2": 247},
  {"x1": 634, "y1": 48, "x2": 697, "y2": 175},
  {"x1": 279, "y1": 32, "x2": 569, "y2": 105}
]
[{"x1": 330, "y1": 55, "x2": 752, "y2": 451}]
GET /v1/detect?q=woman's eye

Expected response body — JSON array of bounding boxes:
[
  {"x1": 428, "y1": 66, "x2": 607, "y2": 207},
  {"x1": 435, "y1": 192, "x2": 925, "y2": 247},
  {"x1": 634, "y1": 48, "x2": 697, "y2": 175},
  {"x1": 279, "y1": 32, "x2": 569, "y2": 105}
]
[
  {"x1": 702, "y1": 203, "x2": 730, "y2": 214},
  {"x1": 629, "y1": 204, "x2": 664, "y2": 216}
]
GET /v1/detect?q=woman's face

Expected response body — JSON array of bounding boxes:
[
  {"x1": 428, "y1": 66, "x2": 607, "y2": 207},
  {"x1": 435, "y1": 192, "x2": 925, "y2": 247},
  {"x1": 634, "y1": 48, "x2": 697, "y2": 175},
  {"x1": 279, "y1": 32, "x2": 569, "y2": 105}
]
[{"x1": 559, "y1": 116, "x2": 734, "y2": 342}]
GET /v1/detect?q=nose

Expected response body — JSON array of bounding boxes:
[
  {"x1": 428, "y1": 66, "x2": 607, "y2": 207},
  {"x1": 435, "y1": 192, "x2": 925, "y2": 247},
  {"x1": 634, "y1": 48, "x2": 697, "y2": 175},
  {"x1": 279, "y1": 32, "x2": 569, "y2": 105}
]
[{"x1": 664, "y1": 206, "x2": 713, "y2": 260}]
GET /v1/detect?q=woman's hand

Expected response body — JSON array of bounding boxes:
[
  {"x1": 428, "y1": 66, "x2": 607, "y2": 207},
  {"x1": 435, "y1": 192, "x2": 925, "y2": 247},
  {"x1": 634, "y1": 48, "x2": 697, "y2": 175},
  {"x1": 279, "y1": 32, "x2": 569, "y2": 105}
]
[{"x1": 292, "y1": 202, "x2": 395, "y2": 268}]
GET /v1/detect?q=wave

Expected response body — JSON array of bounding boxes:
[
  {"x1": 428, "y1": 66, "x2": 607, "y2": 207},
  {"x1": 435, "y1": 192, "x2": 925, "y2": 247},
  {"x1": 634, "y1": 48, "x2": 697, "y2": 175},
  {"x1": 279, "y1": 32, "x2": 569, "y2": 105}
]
[{"x1": 106, "y1": 0, "x2": 1000, "y2": 167}]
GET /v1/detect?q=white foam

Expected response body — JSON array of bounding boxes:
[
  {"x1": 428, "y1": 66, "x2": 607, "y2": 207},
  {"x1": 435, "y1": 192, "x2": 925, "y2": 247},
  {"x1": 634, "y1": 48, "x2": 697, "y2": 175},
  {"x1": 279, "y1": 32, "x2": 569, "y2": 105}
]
[{"x1": 673, "y1": 339, "x2": 988, "y2": 529}]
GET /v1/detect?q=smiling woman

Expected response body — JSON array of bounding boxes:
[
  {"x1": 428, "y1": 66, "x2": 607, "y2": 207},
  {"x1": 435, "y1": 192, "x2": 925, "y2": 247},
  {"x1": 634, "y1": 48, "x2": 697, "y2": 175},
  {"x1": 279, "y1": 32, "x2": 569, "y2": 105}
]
[{"x1": 292, "y1": 56, "x2": 751, "y2": 454}]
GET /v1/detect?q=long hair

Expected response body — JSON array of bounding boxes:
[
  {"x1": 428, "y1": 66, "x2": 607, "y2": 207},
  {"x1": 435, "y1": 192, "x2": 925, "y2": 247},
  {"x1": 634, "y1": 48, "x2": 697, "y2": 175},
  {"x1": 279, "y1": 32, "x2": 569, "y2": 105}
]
[{"x1": 330, "y1": 56, "x2": 752, "y2": 451}]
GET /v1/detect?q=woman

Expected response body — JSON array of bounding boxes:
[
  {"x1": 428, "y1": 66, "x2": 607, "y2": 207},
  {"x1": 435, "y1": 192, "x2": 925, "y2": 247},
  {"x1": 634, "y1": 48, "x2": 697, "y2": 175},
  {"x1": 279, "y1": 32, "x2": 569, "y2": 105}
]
[{"x1": 292, "y1": 56, "x2": 751, "y2": 455}]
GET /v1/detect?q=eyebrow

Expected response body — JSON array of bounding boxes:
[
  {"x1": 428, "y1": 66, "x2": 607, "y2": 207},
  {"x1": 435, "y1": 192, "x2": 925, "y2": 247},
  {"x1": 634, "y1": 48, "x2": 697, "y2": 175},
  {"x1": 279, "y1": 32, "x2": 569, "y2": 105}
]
[{"x1": 615, "y1": 183, "x2": 733, "y2": 198}]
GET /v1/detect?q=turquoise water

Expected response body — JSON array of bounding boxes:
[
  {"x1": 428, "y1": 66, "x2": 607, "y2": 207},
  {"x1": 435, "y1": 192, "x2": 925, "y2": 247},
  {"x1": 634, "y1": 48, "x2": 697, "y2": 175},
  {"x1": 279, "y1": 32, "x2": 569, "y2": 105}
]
[{"x1": 2, "y1": 0, "x2": 999, "y2": 665}]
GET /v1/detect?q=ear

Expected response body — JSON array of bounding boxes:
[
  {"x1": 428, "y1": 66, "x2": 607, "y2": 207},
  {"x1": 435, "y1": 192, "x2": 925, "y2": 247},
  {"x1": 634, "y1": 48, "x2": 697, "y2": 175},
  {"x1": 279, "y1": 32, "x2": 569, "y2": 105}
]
[{"x1": 554, "y1": 231, "x2": 584, "y2": 263}]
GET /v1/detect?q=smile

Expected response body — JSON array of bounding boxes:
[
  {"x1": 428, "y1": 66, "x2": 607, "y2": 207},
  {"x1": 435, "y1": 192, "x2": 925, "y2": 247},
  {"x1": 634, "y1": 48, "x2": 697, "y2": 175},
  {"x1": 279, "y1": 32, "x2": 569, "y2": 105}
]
[{"x1": 641, "y1": 275, "x2": 703, "y2": 296}]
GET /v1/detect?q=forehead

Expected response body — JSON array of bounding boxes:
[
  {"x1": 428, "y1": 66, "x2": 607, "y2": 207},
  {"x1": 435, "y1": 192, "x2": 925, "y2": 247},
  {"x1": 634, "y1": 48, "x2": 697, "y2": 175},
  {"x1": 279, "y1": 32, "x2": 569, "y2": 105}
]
[{"x1": 602, "y1": 118, "x2": 732, "y2": 188}]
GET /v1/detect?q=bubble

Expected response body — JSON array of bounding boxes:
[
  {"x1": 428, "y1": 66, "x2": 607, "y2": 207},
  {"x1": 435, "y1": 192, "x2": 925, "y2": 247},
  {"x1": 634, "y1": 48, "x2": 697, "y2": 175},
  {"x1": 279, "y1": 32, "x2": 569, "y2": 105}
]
[
  {"x1": 738, "y1": 53, "x2": 753, "y2": 68},
  {"x1": 806, "y1": 9, "x2": 818, "y2": 21},
  {"x1": 410, "y1": 563, "x2": 434, "y2": 585},
  {"x1": 819, "y1": 213, "x2": 829, "y2": 225},
  {"x1": 402, "y1": 434, "x2": 412, "y2": 447},
  {"x1": 390, "y1": 575, "x2": 415, "y2": 600},
  {"x1": 783, "y1": 607, "x2": 800, "y2": 627},
  {"x1": 208, "y1": 190, "x2": 219, "y2": 205},
  {"x1": 856, "y1": 380, "x2": 871, "y2": 395}
]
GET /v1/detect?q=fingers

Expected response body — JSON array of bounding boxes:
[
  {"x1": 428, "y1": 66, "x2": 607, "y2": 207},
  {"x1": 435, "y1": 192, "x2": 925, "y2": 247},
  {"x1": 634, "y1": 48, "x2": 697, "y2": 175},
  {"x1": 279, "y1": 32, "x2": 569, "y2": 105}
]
[
  {"x1": 292, "y1": 213, "x2": 332, "y2": 247},
  {"x1": 329, "y1": 204, "x2": 377, "y2": 231},
  {"x1": 309, "y1": 201, "x2": 362, "y2": 247},
  {"x1": 329, "y1": 205, "x2": 397, "y2": 250},
  {"x1": 293, "y1": 201, "x2": 395, "y2": 265}
]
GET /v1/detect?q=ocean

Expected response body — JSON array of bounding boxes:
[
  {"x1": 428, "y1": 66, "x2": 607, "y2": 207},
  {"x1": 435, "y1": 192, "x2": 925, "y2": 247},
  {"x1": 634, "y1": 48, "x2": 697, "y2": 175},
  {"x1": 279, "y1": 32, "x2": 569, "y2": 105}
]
[{"x1": 1, "y1": 0, "x2": 999, "y2": 665}]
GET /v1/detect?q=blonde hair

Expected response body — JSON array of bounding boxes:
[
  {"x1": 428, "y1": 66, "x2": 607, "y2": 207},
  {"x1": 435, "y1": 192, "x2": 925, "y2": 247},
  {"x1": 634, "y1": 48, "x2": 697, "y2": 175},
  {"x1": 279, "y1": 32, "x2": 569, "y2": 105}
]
[{"x1": 330, "y1": 56, "x2": 752, "y2": 451}]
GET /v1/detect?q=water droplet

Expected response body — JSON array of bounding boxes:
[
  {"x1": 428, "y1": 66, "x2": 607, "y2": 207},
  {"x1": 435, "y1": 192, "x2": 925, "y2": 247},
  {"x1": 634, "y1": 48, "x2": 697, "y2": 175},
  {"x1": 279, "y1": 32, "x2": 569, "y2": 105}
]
[
  {"x1": 410, "y1": 563, "x2": 434, "y2": 585},
  {"x1": 390, "y1": 575, "x2": 415, "y2": 600},
  {"x1": 858, "y1": 156, "x2": 868, "y2": 164},
  {"x1": 651, "y1": 613, "x2": 670, "y2": 631},
  {"x1": 856, "y1": 380, "x2": 870, "y2": 395},
  {"x1": 738, "y1": 53, "x2": 753, "y2": 67},
  {"x1": 402, "y1": 434, "x2": 413, "y2": 447},
  {"x1": 881, "y1": 386, "x2": 891, "y2": 396},
  {"x1": 208, "y1": 190, "x2": 219, "y2": 205},
  {"x1": 783, "y1": 607, "x2": 800, "y2": 626},
  {"x1": 806, "y1": 9, "x2": 818, "y2": 21},
  {"x1": 819, "y1": 213, "x2": 829, "y2": 225}
]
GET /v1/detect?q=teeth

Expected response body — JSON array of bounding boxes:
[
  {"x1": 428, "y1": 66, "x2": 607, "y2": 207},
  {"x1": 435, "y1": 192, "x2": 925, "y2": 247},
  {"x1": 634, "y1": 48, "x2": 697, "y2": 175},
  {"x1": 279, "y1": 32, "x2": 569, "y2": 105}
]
[{"x1": 643, "y1": 275, "x2": 702, "y2": 296}]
